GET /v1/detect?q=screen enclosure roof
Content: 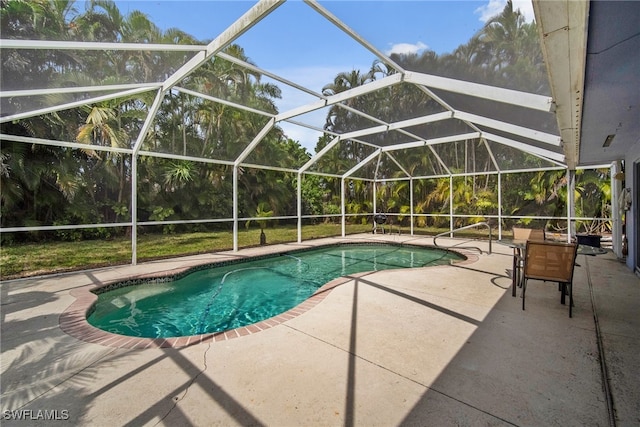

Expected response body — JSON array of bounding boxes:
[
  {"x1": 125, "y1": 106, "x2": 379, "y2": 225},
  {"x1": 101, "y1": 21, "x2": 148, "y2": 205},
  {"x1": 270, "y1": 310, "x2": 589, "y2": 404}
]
[{"x1": 1, "y1": 0, "x2": 584, "y2": 181}]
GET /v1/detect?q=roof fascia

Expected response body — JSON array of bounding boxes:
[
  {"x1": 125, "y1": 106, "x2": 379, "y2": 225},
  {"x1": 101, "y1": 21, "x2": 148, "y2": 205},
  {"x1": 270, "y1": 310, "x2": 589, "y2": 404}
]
[{"x1": 533, "y1": 0, "x2": 589, "y2": 169}]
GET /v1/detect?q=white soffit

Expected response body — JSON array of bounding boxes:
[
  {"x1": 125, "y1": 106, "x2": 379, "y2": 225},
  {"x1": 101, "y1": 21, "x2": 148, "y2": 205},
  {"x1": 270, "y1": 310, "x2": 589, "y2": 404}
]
[{"x1": 533, "y1": 0, "x2": 590, "y2": 169}]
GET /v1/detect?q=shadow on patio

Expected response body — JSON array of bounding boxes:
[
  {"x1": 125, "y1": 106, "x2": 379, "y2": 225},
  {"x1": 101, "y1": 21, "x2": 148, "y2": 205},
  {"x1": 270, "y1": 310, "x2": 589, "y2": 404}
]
[{"x1": 1, "y1": 237, "x2": 638, "y2": 426}]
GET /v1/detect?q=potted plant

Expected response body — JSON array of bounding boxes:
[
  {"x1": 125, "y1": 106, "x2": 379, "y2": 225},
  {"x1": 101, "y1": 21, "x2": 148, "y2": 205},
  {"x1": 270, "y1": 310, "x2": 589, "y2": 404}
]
[{"x1": 245, "y1": 202, "x2": 274, "y2": 245}]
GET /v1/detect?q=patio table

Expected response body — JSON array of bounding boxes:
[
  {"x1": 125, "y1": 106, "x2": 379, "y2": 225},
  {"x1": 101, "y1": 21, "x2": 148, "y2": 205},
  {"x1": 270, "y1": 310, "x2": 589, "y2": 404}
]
[
  {"x1": 499, "y1": 239, "x2": 528, "y2": 297},
  {"x1": 498, "y1": 240, "x2": 608, "y2": 297}
]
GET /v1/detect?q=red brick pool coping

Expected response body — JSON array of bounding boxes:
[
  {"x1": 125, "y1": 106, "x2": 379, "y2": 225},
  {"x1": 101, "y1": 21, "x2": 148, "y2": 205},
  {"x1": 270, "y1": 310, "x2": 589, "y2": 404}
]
[
  {"x1": 60, "y1": 246, "x2": 478, "y2": 349},
  {"x1": 59, "y1": 275, "x2": 357, "y2": 349}
]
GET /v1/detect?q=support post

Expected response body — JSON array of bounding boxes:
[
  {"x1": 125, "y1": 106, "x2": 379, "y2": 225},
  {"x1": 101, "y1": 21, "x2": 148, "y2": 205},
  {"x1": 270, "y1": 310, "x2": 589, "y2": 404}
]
[
  {"x1": 410, "y1": 178, "x2": 414, "y2": 236},
  {"x1": 341, "y1": 177, "x2": 346, "y2": 237},
  {"x1": 297, "y1": 172, "x2": 302, "y2": 243},
  {"x1": 131, "y1": 153, "x2": 137, "y2": 265},
  {"x1": 233, "y1": 166, "x2": 239, "y2": 251},
  {"x1": 567, "y1": 169, "x2": 576, "y2": 242},
  {"x1": 373, "y1": 180, "x2": 377, "y2": 233},
  {"x1": 449, "y1": 175, "x2": 454, "y2": 237},
  {"x1": 498, "y1": 172, "x2": 502, "y2": 240}
]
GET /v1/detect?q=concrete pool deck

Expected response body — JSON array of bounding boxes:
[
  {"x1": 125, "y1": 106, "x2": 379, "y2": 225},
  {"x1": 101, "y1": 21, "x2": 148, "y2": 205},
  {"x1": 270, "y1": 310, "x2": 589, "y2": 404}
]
[{"x1": 1, "y1": 234, "x2": 639, "y2": 426}]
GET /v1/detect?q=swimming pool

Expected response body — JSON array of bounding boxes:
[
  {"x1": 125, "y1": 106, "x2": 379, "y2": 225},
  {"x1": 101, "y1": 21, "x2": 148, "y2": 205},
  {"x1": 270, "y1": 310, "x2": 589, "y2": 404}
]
[{"x1": 87, "y1": 243, "x2": 464, "y2": 338}]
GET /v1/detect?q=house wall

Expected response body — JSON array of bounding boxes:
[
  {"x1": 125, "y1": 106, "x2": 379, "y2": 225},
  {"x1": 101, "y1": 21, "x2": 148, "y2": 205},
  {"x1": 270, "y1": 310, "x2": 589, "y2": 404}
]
[{"x1": 625, "y1": 141, "x2": 640, "y2": 273}]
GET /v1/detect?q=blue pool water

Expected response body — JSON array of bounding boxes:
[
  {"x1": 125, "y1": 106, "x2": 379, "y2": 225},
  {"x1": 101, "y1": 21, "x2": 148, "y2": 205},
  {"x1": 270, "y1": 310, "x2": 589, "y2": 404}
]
[{"x1": 87, "y1": 244, "x2": 463, "y2": 338}]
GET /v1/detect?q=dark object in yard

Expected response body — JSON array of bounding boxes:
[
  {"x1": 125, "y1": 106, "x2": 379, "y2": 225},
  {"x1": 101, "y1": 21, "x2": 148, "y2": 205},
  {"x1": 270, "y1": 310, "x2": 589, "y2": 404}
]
[
  {"x1": 576, "y1": 234, "x2": 601, "y2": 248},
  {"x1": 374, "y1": 214, "x2": 387, "y2": 224},
  {"x1": 373, "y1": 214, "x2": 387, "y2": 234}
]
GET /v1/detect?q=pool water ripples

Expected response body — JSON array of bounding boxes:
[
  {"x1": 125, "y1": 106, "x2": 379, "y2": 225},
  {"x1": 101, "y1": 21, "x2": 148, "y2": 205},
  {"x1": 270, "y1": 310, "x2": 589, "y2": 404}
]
[{"x1": 87, "y1": 244, "x2": 462, "y2": 338}]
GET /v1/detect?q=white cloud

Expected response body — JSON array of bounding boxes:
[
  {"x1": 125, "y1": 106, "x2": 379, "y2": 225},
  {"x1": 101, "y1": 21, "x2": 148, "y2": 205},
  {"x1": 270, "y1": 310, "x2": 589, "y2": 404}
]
[
  {"x1": 385, "y1": 41, "x2": 429, "y2": 56},
  {"x1": 475, "y1": 0, "x2": 535, "y2": 24},
  {"x1": 278, "y1": 122, "x2": 323, "y2": 154},
  {"x1": 513, "y1": 0, "x2": 535, "y2": 22},
  {"x1": 475, "y1": 0, "x2": 505, "y2": 23}
]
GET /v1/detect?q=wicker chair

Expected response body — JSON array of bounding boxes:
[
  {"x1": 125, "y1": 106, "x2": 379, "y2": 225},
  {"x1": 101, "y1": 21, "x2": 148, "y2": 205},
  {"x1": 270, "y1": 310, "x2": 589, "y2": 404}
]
[{"x1": 522, "y1": 240, "x2": 579, "y2": 317}]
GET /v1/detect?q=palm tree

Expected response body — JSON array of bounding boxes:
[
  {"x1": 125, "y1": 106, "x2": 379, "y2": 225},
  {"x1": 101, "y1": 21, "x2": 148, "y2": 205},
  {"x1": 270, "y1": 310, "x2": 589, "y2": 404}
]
[
  {"x1": 245, "y1": 202, "x2": 274, "y2": 245},
  {"x1": 481, "y1": 0, "x2": 525, "y2": 72},
  {"x1": 477, "y1": 0, "x2": 546, "y2": 92},
  {"x1": 322, "y1": 69, "x2": 375, "y2": 134},
  {"x1": 76, "y1": 100, "x2": 131, "y2": 218}
]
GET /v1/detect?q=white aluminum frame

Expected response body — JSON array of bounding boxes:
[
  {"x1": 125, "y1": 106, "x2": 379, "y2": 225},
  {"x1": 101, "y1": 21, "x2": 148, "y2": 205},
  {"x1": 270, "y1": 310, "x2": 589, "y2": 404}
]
[{"x1": 0, "y1": 0, "x2": 611, "y2": 266}]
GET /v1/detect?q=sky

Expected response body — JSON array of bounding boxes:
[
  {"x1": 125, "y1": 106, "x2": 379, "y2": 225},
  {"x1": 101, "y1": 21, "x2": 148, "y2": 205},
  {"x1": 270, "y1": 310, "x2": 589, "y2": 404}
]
[{"x1": 113, "y1": 0, "x2": 535, "y2": 152}]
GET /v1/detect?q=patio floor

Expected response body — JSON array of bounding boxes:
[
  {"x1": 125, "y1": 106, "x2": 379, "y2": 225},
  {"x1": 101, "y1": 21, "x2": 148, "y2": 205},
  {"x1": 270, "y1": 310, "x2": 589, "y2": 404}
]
[{"x1": 1, "y1": 234, "x2": 639, "y2": 426}]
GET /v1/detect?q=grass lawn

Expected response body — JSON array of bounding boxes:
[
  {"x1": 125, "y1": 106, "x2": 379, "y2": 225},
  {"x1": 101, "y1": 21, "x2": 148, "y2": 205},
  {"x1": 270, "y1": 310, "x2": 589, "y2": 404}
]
[
  {"x1": 0, "y1": 222, "x2": 494, "y2": 280},
  {"x1": 0, "y1": 223, "x2": 370, "y2": 280}
]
